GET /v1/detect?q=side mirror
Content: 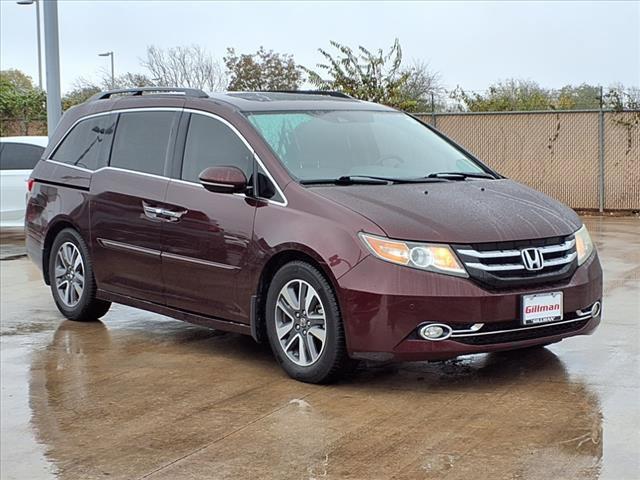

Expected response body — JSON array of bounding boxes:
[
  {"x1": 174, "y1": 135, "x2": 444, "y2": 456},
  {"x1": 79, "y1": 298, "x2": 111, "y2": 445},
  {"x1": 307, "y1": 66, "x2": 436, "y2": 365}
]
[{"x1": 199, "y1": 166, "x2": 247, "y2": 194}]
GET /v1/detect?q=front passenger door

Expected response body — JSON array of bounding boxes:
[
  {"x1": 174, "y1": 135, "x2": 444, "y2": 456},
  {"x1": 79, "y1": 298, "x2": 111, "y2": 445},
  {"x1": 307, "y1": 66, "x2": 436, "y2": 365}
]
[{"x1": 162, "y1": 112, "x2": 257, "y2": 323}]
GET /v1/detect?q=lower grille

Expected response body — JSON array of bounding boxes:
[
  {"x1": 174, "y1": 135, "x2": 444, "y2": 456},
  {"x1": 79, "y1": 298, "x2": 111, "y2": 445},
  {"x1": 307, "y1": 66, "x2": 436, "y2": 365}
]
[
  {"x1": 453, "y1": 319, "x2": 589, "y2": 345},
  {"x1": 413, "y1": 301, "x2": 600, "y2": 346}
]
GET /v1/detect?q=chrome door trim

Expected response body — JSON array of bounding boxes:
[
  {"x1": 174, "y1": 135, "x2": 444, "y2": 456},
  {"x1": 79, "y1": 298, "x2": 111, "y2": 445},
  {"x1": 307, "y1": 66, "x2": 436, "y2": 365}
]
[
  {"x1": 184, "y1": 108, "x2": 288, "y2": 207},
  {"x1": 97, "y1": 238, "x2": 161, "y2": 257},
  {"x1": 47, "y1": 161, "x2": 172, "y2": 181},
  {"x1": 45, "y1": 106, "x2": 289, "y2": 207},
  {"x1": 45, "y1": 108, "x2": 182, "y2": 157},
  {"x1": 96, "y1": 238, "x2": 236, "y2": 269},
  {"x1": 161, "y1": 252, "x2": 239, "y2": 270},
  {"x1": 47, "y1": 159, "x2": 95, "y2": 173},
  {"x1": 167, "y1": 178, "x2": 278, "y2": 205}
]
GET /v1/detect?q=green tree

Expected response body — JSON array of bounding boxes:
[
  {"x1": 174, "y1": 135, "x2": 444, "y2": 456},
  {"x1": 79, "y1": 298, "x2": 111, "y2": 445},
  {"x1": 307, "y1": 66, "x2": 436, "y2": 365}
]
[
  {"x1": 555, "y1": 83, "x2": 601, "y2": 109},
  {"x1": 303, "y1": 39, "x2": 417, "y2": 111},
  {"x1": 62, "y1": 84, "x2": 101, "y2": 110},
  {"x1": 451, "y1": 79, "x2": 553, "y2": 112},
  {"x1": 1, "y1": 69, "x2": 34, "y2": 91},
  {"x1": 224, "y1": 47, "x2": 301, "y2": 91},
  {"x1": 0, "y1": 69, "x2": 46, "y2": 134}
]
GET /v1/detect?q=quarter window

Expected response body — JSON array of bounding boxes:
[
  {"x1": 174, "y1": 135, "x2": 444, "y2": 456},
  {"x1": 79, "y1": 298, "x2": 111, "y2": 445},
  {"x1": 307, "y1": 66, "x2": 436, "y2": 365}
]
[
  {"x1": 110, "y1": 111, "x2": 179, "y2": 176},
  {"x1": 0, "y1": 143, "x2": 44, "y2": 170},
  {"x1": 181, "y1": 114, "x2": 253, "y2": 183},
  {"x1": 257, "y1": 164, "x2": 284, "y2": 203},
  {"x1": 51, "y1": 115, "x2": 115, "y2": 170}
]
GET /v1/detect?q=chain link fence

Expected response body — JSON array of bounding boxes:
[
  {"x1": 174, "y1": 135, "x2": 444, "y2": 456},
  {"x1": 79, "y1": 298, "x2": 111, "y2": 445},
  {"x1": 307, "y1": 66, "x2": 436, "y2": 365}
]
[
  {"x1": 2, "y1": 110, "x2": 639, "y2": 212},
  {"x1": 416, "y1": 110, "x2": 639, "y2": 212}
]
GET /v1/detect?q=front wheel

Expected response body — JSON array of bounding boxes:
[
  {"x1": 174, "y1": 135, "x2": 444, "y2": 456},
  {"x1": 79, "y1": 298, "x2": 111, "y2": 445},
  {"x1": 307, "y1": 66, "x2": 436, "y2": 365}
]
[
  {"x1": 48, "y1": 228, "x2": 111, "y2": 321},
  {"x1": 265, "y1": 261, "x2": 354, "y2": 384}
]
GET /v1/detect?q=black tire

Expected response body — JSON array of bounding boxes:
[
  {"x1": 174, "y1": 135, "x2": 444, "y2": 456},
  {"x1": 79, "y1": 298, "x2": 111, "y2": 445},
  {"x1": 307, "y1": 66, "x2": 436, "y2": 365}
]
[
  {"x1": 48, "y1": 228, "x2": 111, "y2": 321},
  {"x1": 265, "y1": 260, "x2": 355, "y2": 384}
]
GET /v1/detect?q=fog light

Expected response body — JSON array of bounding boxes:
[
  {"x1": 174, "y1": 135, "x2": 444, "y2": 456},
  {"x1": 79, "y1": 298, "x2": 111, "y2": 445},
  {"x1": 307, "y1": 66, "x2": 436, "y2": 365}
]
[
  {"x1": 418, "y1": 323, "x2": 452, "y2": 341},
  {"x1": 591, "y1": 301, "x2": 601, "y2": 317}
]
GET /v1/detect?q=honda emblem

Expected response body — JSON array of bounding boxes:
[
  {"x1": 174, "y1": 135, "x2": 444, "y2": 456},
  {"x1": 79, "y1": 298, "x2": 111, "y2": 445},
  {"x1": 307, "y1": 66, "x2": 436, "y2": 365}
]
[{"x1": 521, "y1": 248, "x2": 544, "y2": 271}]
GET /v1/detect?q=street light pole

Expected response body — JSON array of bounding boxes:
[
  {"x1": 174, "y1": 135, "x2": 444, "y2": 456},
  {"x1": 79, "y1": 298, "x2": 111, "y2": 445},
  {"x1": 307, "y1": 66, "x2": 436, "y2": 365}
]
[
  {"x1": 35, "y1": 0, "x2": 42, "y2": 90},
  {"x1": 16, "y1": 0, "x2": 43, "y2": 90},
  {"x1": 43, "y1": 0, "x2": 62, "y2": 137},
  {"x1": 98, "y1": 51, "x2": 115, "y2": 89}
]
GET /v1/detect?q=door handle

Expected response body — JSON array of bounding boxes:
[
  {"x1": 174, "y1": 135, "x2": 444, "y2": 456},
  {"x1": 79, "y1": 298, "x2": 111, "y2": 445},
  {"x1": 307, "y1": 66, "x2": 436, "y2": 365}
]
[
  {"x1": 142, "y1": 202, "x2": 187, "y2": 222},
  {"x1": 159, "y1": 209, "x2": 187, "y2": 222},
  {"x1": 142, "y1": 202, "x2": 164, "y2": 220}
]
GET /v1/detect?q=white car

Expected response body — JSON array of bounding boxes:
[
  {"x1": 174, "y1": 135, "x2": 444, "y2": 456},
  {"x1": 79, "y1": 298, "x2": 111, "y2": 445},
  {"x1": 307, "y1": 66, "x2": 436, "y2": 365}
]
[{"x1": 0, "y1": 136, "x2": 48, "y2": 228}]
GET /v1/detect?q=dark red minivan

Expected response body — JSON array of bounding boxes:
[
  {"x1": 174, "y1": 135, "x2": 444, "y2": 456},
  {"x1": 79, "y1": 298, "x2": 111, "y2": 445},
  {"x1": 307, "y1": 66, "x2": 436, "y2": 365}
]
[{"x1": 25, "y1": 88, "x2": 602, "y2": 383}]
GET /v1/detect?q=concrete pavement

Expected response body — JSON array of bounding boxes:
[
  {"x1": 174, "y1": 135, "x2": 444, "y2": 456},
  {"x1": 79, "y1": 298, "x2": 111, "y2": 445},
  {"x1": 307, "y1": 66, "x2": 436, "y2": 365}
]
[{"x1": 1, "y1": 217, "x2": 638, "y2": 479}]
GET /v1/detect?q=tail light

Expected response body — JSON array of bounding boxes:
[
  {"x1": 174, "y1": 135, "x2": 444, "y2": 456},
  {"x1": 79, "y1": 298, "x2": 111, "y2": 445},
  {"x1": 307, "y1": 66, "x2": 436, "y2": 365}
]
[{"x1": 27, "y1": 178, "x2": 35, "y2": 193}]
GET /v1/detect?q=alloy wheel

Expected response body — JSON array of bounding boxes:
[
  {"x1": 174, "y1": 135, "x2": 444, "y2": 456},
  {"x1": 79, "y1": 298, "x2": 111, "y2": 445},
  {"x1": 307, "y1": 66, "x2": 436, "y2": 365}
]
[
  {"x1": 54, "y1": 242, "x2": 85, "y2": 307},
  {"x1": 274, "y1": 279, "x2": 327, "y2": 366}
]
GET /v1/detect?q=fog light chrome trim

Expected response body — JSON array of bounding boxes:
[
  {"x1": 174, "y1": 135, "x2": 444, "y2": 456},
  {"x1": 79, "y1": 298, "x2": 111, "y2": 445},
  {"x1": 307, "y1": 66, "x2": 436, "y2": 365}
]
[
  {"x1": 418, "y1": 323, "x2": 452, "y2": 341},
  {"x1": 576, "y1": 301, "x2": 601, "y2": 318}
]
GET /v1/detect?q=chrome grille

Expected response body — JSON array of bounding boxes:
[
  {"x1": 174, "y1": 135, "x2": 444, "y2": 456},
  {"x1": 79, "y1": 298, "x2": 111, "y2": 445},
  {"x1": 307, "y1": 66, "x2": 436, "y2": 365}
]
[{"x1": 454, "y1": 235, "x2": 578, "y2": 289}]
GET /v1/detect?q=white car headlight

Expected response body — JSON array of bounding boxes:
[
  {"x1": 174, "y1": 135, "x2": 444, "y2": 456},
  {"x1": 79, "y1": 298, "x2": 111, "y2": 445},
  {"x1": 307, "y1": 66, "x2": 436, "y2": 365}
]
[
  {"x1": 574, "y1": 224, "x2": 595, "y2": 266},
  {"x1": 359, "y1": 233, "x2": 468, "y2": 277}
]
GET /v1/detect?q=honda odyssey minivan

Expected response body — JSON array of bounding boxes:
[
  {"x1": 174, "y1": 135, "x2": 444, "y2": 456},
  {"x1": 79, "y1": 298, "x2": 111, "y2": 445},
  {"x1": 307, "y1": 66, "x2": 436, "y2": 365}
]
[{"x1": 25, "y1": 88, "x2": 602, "y2": 383}]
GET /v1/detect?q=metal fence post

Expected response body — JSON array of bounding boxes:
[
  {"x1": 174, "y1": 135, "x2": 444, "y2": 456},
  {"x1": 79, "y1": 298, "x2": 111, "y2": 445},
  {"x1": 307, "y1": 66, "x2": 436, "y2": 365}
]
[
  {"x1": 598, "y1": 87, "x2": 606, "y2": 213},
  {"x1": 431, "y1": 93, "x2": 437, "y2": 128}
]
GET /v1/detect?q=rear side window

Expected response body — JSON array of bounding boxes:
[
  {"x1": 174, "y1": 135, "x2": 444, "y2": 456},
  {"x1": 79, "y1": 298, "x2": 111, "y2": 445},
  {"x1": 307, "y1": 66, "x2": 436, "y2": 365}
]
[
  {"x1": 51, "y1": 115, "x2": 115, "y2": 170},
  {"x1": 181, "y1": 114, "x2": 253, "y2": 182},
  {"x1": 0, "y1": 142, "x2": 44, "y2": 170},
  {"x1": 110, "y1": 111, "x2": 179, "y2": 176}
]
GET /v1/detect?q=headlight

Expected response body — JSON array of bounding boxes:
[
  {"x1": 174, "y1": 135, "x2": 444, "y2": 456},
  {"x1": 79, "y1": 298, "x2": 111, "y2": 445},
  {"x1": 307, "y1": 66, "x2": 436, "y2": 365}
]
[
  {"x1": 359, "y1": 233, "x2": 468, "y2": 277},
  {"x1": 575, "y1": 224, "x2": 595, "y2": 266}
]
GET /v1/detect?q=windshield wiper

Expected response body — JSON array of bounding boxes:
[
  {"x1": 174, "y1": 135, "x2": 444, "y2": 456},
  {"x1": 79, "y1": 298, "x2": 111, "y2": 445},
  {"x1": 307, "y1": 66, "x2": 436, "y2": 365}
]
[
  {"x1": 300, "y1": 176, "x2": 388, "y2": 185},
  {"x1": 301, "y1": 175, "x2": 449, "y2": 186},
  {"x1": 426, "y1": 171, "x2": 497, "y2": 180},
  {"x1": 349, "y1": 175, "x2": 451, "y2": 184}
]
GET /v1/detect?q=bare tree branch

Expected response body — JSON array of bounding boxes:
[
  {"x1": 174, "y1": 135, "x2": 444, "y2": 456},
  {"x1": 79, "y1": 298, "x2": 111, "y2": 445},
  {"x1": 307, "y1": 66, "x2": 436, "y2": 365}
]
[{"x1": 141, "y1": 45, "x2": 226, "y2": 92}]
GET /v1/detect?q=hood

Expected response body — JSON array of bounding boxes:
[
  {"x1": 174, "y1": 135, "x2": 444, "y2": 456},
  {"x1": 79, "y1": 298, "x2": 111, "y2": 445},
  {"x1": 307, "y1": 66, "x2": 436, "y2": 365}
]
[{"x1": 311, "y1": 179, "x2": 581, "y2": 244}]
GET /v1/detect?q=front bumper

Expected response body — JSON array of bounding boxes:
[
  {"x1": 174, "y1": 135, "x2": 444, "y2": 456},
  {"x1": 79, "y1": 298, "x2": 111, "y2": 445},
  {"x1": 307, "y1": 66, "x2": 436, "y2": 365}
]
[{"x1": 337, "y1": 252, "x2": 603, "y2": 361}]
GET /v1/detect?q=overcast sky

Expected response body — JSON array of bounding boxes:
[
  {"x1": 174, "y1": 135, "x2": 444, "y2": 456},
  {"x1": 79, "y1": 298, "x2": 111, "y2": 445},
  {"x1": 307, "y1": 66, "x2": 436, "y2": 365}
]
[{"x1": 1, "y1": 0, "x2": 638, "y2": 93}]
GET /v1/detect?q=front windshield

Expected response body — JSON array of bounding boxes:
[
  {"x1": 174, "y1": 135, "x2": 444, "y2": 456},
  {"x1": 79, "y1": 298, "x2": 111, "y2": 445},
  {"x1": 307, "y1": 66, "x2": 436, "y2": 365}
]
[{"x1": 247, "y1": 110, "x2": 486, "y2": 182}]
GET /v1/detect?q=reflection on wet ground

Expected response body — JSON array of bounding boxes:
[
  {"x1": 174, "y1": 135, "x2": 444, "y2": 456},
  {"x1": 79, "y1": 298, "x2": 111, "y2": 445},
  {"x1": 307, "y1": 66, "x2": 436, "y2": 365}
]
[{"x1": 1, "y1": 217, "x2": 638, "y2": 479}]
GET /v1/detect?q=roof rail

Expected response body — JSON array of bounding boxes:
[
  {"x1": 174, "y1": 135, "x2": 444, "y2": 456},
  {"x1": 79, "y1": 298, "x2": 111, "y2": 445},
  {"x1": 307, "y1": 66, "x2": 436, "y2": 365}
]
[
  {"x1": 261, "y1": 90, "x2": 352, "y2": 99},
  {"x1": 89, "y1": 87, "x2": 209, "y2": 101}
]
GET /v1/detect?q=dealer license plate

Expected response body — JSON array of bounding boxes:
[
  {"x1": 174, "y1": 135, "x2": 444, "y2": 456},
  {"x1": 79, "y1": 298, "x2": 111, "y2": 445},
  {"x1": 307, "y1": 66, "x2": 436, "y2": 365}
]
[{"x1": 521, "y1": 292, "x2": 563, "y2": 326}]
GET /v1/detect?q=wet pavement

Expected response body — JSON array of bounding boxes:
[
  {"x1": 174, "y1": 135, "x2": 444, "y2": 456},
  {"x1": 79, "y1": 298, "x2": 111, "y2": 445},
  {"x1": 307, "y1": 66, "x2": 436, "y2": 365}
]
[
  {"x1": 1, "y1": 217, "x2": 638, "y2": 480},
  {"x1": 0, "y1": 228, "x2": 26, "y2": 261}
]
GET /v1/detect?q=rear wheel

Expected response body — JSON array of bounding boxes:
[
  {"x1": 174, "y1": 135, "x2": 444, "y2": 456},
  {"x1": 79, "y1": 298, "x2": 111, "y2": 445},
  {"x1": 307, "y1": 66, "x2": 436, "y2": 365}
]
[
  {"x1": 48, "y1": 228, "x2": 111, "y2": 321},
  {"x1": 265, "y1": 261, "x2": 354, "y2": 383}
]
